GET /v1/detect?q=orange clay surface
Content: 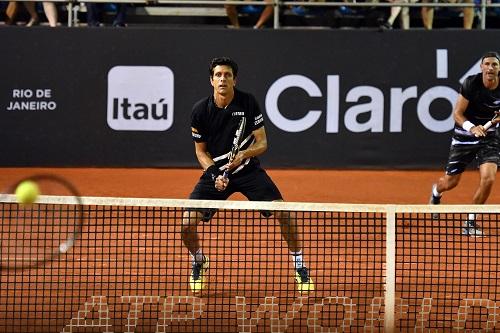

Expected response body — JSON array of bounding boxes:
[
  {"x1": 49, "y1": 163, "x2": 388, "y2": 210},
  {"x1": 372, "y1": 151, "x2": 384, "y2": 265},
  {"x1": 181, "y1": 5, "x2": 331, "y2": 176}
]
[{"x1": 0, "y1": 167, "x2": 497, "y2": 204}]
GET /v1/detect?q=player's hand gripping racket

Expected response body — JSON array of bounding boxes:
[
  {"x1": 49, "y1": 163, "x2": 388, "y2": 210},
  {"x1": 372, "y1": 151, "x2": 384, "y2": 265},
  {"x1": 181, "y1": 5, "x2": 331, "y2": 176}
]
[
  {"x1": 0, "y1": 174, "x2": 84, "y2": 270},
  {"x1": 223, "y1": 117, "x2": 246, "y2": 179},
  {"x1": 474, "y1": 112, "x2": 500, "y2": 137}
]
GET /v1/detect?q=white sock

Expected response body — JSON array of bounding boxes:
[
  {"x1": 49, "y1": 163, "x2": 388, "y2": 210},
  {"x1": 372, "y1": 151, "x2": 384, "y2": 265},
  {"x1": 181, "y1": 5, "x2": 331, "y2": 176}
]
[
  {"x1": 291, "y1": 251, "x2": 304, "y2": 270},
  {"x1": 190, "y1": 249, "x2": 204, "y2": 264},
  {"x1": 432, "y1": 185, "x2": 441, "y2": 197}
]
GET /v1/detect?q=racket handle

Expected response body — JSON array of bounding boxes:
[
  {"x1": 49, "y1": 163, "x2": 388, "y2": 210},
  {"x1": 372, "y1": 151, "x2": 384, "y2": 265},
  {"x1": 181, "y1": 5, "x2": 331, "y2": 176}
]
[
  {"x1": 474, "y1": 120, "x2": 494, "y2": 137},
  {"x1": 222, "y1": 170, "x2": 229, "y2": 179},
  {"x1": 483, "y1": 120, "x2": 493, "y2": 130}
]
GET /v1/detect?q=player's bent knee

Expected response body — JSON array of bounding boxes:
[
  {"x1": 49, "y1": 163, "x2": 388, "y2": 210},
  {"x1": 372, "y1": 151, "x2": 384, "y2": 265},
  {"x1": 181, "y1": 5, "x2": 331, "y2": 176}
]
[
  {"x1": 443, "y1": 175, "x2": 461, "y2": 190},
  {"x1": 276, "y1": 211, "x2": 298, "y2": 228},
  {"x1": 278, "y1": 209, "x2": 295, "y2": 219},
  {"x1": 480, "y1": 176, "x2": 495, "y2": 189},
  {"x1": 181, "y1": 210, "x2": 203, "y2": 229},
  {"x1": 275, "y1": 210, "x2": 289, "y2": 220},
  {"x1": 180, "y1": 222, "x2": 199, "y2": 242}
]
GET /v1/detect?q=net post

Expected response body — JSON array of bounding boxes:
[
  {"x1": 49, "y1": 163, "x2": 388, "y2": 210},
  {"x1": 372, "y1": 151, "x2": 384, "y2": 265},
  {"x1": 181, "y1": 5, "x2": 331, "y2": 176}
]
[{"x1": 384, "y1": 205, "x2": 396, "y2": 333}]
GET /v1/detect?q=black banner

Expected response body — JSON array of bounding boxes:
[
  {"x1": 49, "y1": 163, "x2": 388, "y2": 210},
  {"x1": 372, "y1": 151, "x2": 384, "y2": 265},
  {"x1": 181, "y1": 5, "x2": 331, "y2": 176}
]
[{"x1": 0, "y1": 28, "x2": 497, "y2": 168}]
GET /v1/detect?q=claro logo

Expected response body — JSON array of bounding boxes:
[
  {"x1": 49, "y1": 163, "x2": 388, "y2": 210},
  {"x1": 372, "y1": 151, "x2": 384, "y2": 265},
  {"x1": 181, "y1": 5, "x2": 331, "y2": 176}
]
[
  {"x1": 265, "y1": 49, "x2": 475, "y2": 134},
  {"x1": 107, "y1": 66, "x2": 174, "y2": 131}
]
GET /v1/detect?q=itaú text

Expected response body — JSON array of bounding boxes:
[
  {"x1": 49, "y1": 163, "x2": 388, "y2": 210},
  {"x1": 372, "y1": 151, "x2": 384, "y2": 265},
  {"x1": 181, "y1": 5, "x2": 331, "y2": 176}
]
[{"x1": 265, "y1": 75, "x2": 458, "y2": 134}]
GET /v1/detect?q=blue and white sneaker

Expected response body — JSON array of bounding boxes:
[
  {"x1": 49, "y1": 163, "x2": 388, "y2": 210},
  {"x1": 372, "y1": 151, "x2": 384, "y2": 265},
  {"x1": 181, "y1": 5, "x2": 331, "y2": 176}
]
[{"x1": 429, "y1": 184, "x2": 441, "y2": 219}]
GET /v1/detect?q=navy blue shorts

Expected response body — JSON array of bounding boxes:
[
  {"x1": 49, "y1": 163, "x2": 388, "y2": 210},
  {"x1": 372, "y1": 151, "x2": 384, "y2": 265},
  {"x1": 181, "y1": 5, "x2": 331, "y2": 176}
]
[{"x1": 187, "y1": 167, "x2": 283, "y2": 221}]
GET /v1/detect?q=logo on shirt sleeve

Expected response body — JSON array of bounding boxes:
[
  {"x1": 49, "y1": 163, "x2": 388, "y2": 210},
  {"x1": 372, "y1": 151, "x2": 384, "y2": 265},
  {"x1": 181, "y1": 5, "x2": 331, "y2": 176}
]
[{"x1": 254, "y1": 114, "x2": 264, "y2": 126}]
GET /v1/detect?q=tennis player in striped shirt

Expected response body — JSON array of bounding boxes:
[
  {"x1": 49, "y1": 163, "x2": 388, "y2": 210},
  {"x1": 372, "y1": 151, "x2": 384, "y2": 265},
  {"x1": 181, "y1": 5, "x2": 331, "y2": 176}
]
[{"x1": 430, "y1": 51, "x2": 500, "y2": 236}]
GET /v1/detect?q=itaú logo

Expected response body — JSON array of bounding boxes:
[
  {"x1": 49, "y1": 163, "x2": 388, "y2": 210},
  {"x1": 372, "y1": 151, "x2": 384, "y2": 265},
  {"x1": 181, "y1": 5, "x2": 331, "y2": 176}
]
[
  {"x1": 265, "y1": 49, "x2": 466, "y2": 134},
  {"x1": 107, "y1": 66, "x2": 174, "y2": 131}
]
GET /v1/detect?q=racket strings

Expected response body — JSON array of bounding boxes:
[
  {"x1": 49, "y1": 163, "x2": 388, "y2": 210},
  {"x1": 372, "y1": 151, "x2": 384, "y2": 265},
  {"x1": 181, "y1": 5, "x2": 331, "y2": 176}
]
[{"x1": 1, "y1": 202, "x2": 81, "y2": 268}]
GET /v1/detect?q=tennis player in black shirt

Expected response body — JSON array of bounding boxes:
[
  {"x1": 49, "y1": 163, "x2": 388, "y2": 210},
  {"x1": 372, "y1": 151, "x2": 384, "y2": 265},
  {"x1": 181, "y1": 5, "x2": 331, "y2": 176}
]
[
  {"x1": 181, "y1": 57, "x2": 314, "y2": 293},
  {"x1": 429, "y1": 51, "x2": 500, "y2": 236}
]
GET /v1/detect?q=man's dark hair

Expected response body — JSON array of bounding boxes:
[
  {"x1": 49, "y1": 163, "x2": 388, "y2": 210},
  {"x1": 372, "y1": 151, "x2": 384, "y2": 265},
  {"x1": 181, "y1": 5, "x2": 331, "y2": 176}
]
[
  {"x1": 209, "y1": 57, "x2": 238, "y2": 78},
  {"x1": 481, "y1": 51, "x2": 500, "y2": 63}
]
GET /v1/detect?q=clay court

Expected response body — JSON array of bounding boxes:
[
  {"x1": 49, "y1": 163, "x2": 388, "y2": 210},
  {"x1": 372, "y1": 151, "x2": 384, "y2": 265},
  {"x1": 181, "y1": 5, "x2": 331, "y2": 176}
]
[
  {"x1": 0, "y1": 167, "x2": 497, "y2": 204},
  {"x1": 1, "y1": 168, "x2": 499, "y2": 332}
]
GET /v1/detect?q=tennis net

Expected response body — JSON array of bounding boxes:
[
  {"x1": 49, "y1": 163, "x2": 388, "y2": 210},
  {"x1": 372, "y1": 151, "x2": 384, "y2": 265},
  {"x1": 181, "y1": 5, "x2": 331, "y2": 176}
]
[{"x1": 1, "y1": 195, "x2": 499, "y2": 332}]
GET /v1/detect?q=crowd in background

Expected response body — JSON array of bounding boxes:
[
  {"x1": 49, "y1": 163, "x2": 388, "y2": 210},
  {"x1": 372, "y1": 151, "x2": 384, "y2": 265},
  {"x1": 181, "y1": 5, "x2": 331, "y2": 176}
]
[
  {"x1": 0, "y1": 1, "x2": 126, "y2": 26},
  {"x1": 2, "y1": 1, "x2": 57, "y2": 26},
  {"x1": 1, "y1": 0, "x2": 500, "y2": 28}
]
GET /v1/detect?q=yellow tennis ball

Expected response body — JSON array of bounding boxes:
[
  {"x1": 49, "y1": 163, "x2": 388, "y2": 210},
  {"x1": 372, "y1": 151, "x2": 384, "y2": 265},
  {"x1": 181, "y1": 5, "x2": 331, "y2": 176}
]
[{"x1": 15, "y1": 180, "x2": 40, "y2": 204}]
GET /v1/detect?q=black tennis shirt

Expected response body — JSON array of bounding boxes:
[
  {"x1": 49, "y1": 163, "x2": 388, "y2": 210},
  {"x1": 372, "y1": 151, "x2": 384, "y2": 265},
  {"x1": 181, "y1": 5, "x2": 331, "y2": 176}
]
[
  {"x1": 460, "y1": 73, "x2": 500, "y2": 127},
  {"x1": 191, "y1": 88, "x2": 265, "y2": 176}
]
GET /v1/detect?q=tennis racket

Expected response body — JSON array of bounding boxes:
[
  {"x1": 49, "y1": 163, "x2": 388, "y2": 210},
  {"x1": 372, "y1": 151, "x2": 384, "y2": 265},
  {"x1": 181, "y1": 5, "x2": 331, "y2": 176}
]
[
  {"x1": 0, "y1": 174, "x2": 84, "y2": 270},
  {"x1": 482, "y1": 112, "x2": 500, "y2": 131},
  {"x1": 223, "y1": 117, "x2": 247, "y2": 179}
]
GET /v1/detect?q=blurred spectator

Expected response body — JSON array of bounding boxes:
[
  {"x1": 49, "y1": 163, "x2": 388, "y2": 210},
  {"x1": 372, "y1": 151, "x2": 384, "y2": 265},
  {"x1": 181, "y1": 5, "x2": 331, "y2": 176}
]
[
  {"x1": 490, "y1": 0, "x2": 500, "y2": 16},
  {"x1": 40, "y1": 2, "x2": 57, "y2": 26},
  {"x1": 4, "y1": 1, "x2": 57, "y2": 26},
  {"x1": 380, "y1": 0, "x2": 412, "y2": 29},
  {"x1": 225, "y1": 1, "x2": 274, "y2": 28},
  {"x1": 87, "y1": 3, "x2": 127, "y2": 27},
  {"x1": 421, "y1": 0, "x2": 475, "y2": 29},
  {"x1": 325, "y1": 0, "x2": 385, "y2": 29}
]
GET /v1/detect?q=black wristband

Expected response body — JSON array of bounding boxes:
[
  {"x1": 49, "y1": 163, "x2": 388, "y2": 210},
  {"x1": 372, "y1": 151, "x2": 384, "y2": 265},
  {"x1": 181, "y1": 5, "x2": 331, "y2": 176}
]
[{"x1": 205, "y1": 165, "x2": 220, "y2": 181}]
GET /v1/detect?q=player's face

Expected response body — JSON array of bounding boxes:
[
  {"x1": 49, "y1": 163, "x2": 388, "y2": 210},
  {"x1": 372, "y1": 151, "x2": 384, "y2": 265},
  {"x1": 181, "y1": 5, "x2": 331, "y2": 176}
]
[
  {"x1": 211, "y1": 65, "x2": 236, "y2": 95},
  {"x1": 480, "y1": 57, "x2": 500, "y2": 81}
]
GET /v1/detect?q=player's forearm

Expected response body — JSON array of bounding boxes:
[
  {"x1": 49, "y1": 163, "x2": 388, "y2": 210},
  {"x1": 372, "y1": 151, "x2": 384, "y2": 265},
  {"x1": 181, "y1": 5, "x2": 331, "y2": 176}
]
[
  {"x1": 454, "y1": 112, "x2": 477, "y2": 133},
  {"x1": 453, "y1": 95, "x2": 470, "y2": 127},
  {"x1": 196, "y1": 151, "x2": 215, "y2": 171},
  {"x1": 454, "y1": 113, "x2": 469, "y2": 127},
  {"x1": 241, "y1": 140, "x2": 267, "y2": 159}
]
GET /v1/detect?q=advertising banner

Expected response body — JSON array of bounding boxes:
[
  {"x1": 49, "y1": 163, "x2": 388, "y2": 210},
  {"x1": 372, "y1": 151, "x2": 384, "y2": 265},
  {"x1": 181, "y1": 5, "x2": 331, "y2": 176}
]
[{"x1": 0, "y1": 28, "x2": 497, "y2": 168}]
